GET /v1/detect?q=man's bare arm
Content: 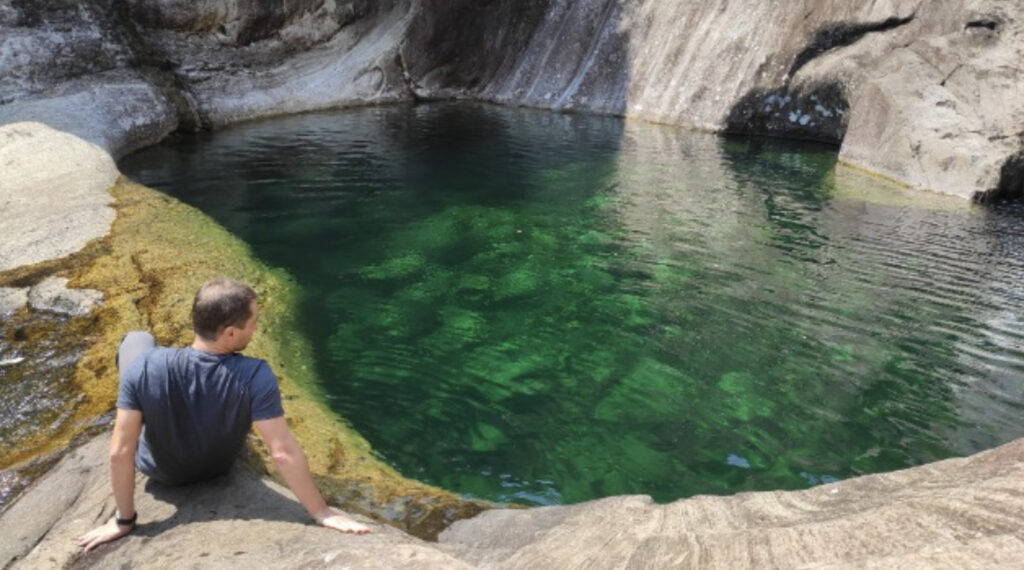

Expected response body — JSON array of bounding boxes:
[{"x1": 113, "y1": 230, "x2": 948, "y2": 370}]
[
  {"x1": 254, "y1": 416, "x2": 370, "y2": 534},
  {"x1": 75, "y1": 408, "x2": 142, "y2": 551}
]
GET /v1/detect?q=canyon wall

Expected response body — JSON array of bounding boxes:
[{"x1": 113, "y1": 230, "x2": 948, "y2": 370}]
[
  {"x1": 402, "y1": 0, "x2": 1024, "y2": 201},
  {"x1": 2, "y1": 0, "x2": 1020, "y2": 199}
]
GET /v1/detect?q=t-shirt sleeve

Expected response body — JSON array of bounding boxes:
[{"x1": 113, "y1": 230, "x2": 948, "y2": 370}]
[
  {"x1": 251, "y1": 362, "x2": 285, "y2": 421},
  {"x1": 116, "y1": 355, "x2": 145, "y2": 410}
]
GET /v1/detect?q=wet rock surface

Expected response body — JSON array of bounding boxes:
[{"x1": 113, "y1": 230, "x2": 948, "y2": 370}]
[
  {"x1": 0, "y1": 288, "x2": 28, "y2": 316},
  {"x1": 27, "y1": 277, "x2": 103, "y2": 317},
  {"x1": 0, "y1": 307, "x2": 89, "y2": 481}
]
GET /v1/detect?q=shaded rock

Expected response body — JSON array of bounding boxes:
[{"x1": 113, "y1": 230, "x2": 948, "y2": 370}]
[
  {"x1": 0, "y1": 71, "x2": 178, "y2": 158},
  {"x1": 28, "y1": 277, "x2": 103, "y2": 317},
  {"x1": 0, "y1": 435, "x2": 473, "y2": 570},
  {"x1": 0, "y1": 122, "x2": 119, "y2": 272},
  {"x1": 0, "y1": 287, "x2": 28, "y2": 316},
  {"x1": 0, "y1": 0, "x2": 132, "y2": 104}
]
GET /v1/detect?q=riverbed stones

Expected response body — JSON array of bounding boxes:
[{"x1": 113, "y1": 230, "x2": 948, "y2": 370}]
[
  {"x1": 27, "y1": 277, "x2": 102, "y2": 317},
  {"x1": 0, "y1": 122, "x2": 118, "y2": 272}
]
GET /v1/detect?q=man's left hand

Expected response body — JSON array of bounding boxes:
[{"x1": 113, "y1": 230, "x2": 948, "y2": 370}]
[{"x1": 74, "y1": 518, "x2": 134, "y2": 552}]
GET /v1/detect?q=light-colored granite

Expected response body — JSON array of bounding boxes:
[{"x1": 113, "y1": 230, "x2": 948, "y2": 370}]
[
  {"x1": 4, "y1": 433, "x2": 1024, "y2": 569},
  {"x1": 0, "y1": 122, "x2": 118, "y2": 272},
  {"x1": 0, "y1": 287, "x2": 28, "y2": 316},
  {"x1": 27, "y1": 277, "x2": 103, "y2": 317}
]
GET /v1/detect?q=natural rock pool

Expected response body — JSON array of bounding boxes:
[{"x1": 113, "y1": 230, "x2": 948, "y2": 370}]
[{"x1": 119, "y1": 103, "x2": 1024, "y2": 506}]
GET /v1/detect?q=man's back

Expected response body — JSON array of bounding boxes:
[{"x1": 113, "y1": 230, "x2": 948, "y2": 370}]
[{"x1": 117, "y1": 346, "x2": 283, "y2": 486}]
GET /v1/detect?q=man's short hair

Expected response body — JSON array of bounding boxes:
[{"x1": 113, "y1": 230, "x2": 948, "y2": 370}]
[{"x1": 192, "y1": 278, "x2": 257, "y2": 341}]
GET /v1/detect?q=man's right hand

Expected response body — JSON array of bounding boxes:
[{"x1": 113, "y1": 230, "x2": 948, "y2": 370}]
[
  {"x1": 315, "y1": 507, "x2": 372, "y2": 534},
  {"x1": 74, "y1": 518, "x2": 134, "y2": 552}
]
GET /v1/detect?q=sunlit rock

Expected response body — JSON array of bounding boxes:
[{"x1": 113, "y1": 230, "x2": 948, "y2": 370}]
[{"x1": 27, "y1": 277, "x2": 102, "y2": 317}]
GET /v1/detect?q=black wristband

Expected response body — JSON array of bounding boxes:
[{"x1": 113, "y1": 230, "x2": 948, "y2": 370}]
[{"x1": 115, "y1": 511, "x2": 137, "y2": 527}]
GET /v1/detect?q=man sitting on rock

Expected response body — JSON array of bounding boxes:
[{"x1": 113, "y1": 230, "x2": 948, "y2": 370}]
[{"x1": 76, "y1": 277, "x2": 370, "y2": 551}]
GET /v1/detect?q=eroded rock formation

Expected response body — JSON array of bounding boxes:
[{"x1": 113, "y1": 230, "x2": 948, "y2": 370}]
[
  {"x1": 4, "y1": 431, "x2": 1024, "y2": 568},
  {"x1": 4, "y1": 0, "x2": 1020, "y2": 198}
]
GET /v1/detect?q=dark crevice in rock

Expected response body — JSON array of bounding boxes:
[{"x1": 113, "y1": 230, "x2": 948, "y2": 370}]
[
  {"x1": 940, "y1": 63, "x2": 964, "y2": 87},
  {"x1": 965, "y1": 19, "x2": 999, "y2": 32},
  {"x1": 401, "y1": 0, "x2": 553, "y2": 95},
  {"x1": 976, "y1": 151, "x2": 1024, "y2": 204},
  {"x1": 789, "y1": 15, "x2": 915, "y2": 78},
  {"x1": 103, "y1": 0, "x2": 208, "y2": 132},
  {"x1": 724, "y1": 83, "x2": 849, "y2": 145},
  {"x1": 395, "y1": 47, "x2": 427, "y2": 102}
]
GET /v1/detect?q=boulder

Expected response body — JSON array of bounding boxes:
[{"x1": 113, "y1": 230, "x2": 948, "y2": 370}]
[
  {"x1": 0, "y1": 122, "x2": 119, "y2": 272},
  {"x1": 27, "y1": 277, "x2": 103, "y2": 317},
  {"x1": 0, "y1": 287, "x2": 28, "y2": 316}
]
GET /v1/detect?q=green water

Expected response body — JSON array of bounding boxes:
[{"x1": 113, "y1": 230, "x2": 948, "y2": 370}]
[{"x1": 120, "y1": 103, "x2": 1024, "y2": 505}]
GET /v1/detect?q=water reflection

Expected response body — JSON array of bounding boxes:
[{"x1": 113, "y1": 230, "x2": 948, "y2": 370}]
[{"x1": 120, "y1": 103, "x2": 1024, "y2": 505}]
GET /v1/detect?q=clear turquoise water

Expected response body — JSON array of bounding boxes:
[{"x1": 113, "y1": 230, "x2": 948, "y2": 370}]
[{"x1": 120, "y1": 103, "x2": 1024, "y2": 505}]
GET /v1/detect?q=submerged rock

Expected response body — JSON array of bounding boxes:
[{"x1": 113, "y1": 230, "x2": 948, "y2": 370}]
[{"x1": 27, "y1": 277, "x2": 103, "y2": 317}]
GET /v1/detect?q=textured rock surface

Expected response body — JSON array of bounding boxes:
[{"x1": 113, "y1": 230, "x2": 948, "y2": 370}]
[
  {"x1": 0, "y1": 122, "x2": 118, "y2": 271},
  {"x1": 402, "y1": 0, "x2": 1024, "y2": 201},
  {"x1": 2, "y1": 0, "x2": 1021, "y2": 199},
  {"x1": 0, "y1": 287, "x2": 28, "y2": 316},
  {"x1": 0, "y1": 435, "x2": 472, "y2": 570},
  {"x1": 27, "y1": 277, "x2": 103, "y2": 316},
  {"x1": 5, "y1": 432, "x2": 1024, "y2": 568},
  {"x1": 439, "y1": 437, "x2": 1024, "y2": 569}
]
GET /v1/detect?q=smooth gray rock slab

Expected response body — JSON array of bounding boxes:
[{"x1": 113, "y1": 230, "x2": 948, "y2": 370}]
[
  {"x1": 0, "y1": 70, "x2": 178, "y2": 159},
  {"x1": 0, "y1": 436, "x2": 474, "y2": 570},
  {"x1": 27, "y1": 277, "x2": 102, "y2": 317},
  {"x1": 0, "y1": 287, "x2": 28, "y2": 316},
  {"x1": 440, "y1": 437, "x2": 1024, "y2": 569}
]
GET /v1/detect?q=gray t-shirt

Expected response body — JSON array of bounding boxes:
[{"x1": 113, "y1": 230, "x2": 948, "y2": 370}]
[{"x1": 116, "y1": 346, "x2": 284, "y2": 485}]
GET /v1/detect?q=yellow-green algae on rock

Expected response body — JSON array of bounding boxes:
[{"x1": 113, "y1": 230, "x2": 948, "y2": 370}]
[{"x1": 2, "y1": 179, "x2": 485, "y2": 539}]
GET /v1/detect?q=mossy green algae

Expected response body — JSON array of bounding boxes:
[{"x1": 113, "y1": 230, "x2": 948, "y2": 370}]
[{"x1": 0, "y1": 180, "x2": 485, "y2": 539}]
